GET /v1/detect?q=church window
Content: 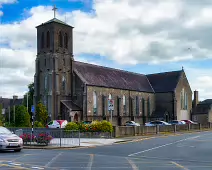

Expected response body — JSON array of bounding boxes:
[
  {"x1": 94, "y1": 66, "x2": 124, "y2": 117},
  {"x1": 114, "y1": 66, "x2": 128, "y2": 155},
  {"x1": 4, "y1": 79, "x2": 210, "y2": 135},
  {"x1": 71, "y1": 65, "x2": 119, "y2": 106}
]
[
  {"x1": 184, "y1": 92, "x2": 188, "y2": 110},
  {"x1": 64, "y1": 33, "x2": 68, "y2": 48},
  {"x1": 147, "y1": 97, "x2": 151, "y2": 117},
  {"x1": 181, "y1": 88, "x2": 185, "y2": 109},
  {"x1": 44, "y1": 59, "x2": 46, "y2": 67},
  {"x1": 63, "y1": 58, "x2": 65, "y2": 66},
  {"x1": 44, "y1": 75, "x2": 48, "y2": 90},
  {"x1": 117, "y1": 96, "x2": 121, "y2": 116},
  {"x1": 142, "y1": 98, "x2": 145, "y2": 116},
  {"x1": 109, "y1": 93, "x2": 112, "y2": 100},
  {"x1": 102, "y1": 95, "x2": 106, "y2": 116},
  {"x1": 136, "y1": 96, "x2": 139, "y2": 115},
  {"x1": 93, "y1": 91, "x2": 97, "y2": 114},
  {"x1": 46, "y1": 31, "x2": 50, "y2": 48},
  {"x1": 41, "y1": 32, "x2": 44, "y2": 49},
  {"x1": 58, "y1": 31, "x2": 63, "y2": 47},
  {"x1": 62, "y1": 75, "x2": 66, "y2": 91},
  {"x1": 123, "y1": 95, "x2": 126, "y2": 114}
]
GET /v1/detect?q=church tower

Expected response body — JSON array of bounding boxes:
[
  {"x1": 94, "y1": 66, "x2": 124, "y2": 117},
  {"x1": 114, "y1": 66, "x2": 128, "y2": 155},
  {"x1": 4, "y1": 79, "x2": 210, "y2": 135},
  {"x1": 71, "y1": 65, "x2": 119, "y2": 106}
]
[{"x1": 34, "y1": 6, "x2": 74, "y2": 120}]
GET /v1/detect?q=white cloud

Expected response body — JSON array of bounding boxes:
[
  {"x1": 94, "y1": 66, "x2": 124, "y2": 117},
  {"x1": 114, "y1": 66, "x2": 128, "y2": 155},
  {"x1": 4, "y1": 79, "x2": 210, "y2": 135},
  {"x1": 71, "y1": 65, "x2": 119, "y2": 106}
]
[{"x1": 0, "y1": 0, "x2": 212, "y2": 100}]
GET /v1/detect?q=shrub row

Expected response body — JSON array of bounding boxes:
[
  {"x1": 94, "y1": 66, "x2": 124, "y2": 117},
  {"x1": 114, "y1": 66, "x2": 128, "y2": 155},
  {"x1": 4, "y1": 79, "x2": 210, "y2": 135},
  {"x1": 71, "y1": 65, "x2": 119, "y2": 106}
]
[{"x1": 65, "y1": 120, "x2": 113, "y2": 132}]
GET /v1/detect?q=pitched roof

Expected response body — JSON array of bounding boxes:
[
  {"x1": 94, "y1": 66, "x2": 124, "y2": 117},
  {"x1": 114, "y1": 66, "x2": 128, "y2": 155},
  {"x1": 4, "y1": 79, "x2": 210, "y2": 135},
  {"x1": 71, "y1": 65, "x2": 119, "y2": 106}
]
[
  {"x1": 36, "y1": 18, "x2": 73, "y2": 28},
  {"x1": 199, "y1": 99, "x2": 212, "y2": 105},
  {"x1": 146, "y1": 70, "x2": 182, "y2": 92},
  {"x1": 61, "y1": 100, "x2": 81, "y2": 111},
  {"x1": 73, "y1": 61, "x2": 154, "y2": 93}
]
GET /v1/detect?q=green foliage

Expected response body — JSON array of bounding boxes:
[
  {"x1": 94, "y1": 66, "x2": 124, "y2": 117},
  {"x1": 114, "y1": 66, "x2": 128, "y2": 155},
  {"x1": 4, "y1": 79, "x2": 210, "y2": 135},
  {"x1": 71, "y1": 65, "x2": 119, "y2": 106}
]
[
  {"x1": 65, "y1": 122, "x2": 79, "y2": 131},
  {"x1": 36, "y1": 102, "x2": 48, "y2": 126},
  {"x1": 14, "y1": 105, "x2": 31, "y2": 127},
  {"x1": 65, "y1": 120, "x2": 113, "y2": 132},
  {"x1": 34, "y1": 121, "x2": 44, "y2": 128},
  {"x1": 23, "y1": 82, "x2": 34, "y2": 115}
]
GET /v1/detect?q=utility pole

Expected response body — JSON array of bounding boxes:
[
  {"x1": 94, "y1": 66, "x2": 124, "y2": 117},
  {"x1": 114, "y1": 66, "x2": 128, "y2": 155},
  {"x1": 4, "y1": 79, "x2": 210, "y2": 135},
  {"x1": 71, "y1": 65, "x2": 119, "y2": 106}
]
[{"x1": 13, "y1": 105, "x2": 15, "y2": 124}]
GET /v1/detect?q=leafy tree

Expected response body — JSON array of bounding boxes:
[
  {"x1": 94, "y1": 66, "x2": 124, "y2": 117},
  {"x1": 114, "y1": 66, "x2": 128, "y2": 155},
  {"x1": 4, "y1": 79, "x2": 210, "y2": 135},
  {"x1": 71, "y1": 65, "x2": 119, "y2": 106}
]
[
  {"x1": 0, "y1": 104, "x2": 3, "y2": 126},
  {"x1": 23, "y1": 82, "x2": 34, "y2": 115},
  {"x1": 36, "y1": 102, "x2": 48, "y2": 126},
  {"x1": 14, "y1": 105, "x2": 31, "y2": 127}
]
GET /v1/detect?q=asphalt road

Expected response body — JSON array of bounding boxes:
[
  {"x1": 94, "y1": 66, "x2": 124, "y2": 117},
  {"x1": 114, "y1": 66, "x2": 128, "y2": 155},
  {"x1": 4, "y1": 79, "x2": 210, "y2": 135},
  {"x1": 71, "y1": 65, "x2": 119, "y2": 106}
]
[{"x1": 1, "y1": 131, "x2": 212, "y2": 170}]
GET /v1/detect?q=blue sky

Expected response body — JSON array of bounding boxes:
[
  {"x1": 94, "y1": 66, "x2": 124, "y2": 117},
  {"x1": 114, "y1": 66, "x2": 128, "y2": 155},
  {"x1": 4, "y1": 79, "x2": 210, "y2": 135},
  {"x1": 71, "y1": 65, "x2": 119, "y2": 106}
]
[{"x1": 0, "y1": 0, "x2": 211, "y2": 100}]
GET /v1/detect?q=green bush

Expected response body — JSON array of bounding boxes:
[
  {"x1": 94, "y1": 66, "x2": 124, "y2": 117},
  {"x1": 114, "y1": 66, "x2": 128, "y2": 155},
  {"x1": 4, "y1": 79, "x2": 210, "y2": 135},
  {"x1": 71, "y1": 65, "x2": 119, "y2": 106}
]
[
  {"x1": 34, "y1": 121, "x2": 44, "y2": 128},
  {"x1": 65, "y1": 122, "x2": 79, "y2": 131},
  {"x1": 65, "y1": 120, "x2": 113, "y2": 132}
]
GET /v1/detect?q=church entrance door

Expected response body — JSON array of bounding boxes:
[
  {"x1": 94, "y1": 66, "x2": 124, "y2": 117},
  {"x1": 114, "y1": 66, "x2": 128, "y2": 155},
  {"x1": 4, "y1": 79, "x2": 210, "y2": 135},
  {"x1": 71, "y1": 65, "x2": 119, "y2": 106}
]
[{"x1": 74, "y1": 114, "x2": 78, "y2": 122}]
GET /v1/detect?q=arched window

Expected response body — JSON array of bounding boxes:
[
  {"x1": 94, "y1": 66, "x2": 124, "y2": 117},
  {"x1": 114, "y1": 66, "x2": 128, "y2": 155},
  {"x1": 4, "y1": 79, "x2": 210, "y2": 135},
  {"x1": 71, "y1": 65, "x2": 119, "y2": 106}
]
[
  {"x1": 147, "y1": 97, "x2": 151, "y2": 117},
  {"x1": 58, "y1": 31, "x2": 63, "y2": 47},
  {"x1": 181, "y1": 88, "x2": 184, "y2": 109},
  {"x1": 109, "y1": 93, "x2": 112, "y2": 99},
  {"x1": 41, "y1": 32, "x2": 44, "y2": 49},
  {"x1": 62, "y1": 75, "x2": 66, "y2": 91},
  {"x1": 64, "y1": 33, "x2": 68, "y2": 48},
  {"x1": 46, "y1": 31, "x2": 50, "y2": 48},
  {"x1": 93, "y1": 91, "x2": 97, "y2": 114},
  {"x1": 123, "y1": 95, "x2": 126, "y2": 114}
]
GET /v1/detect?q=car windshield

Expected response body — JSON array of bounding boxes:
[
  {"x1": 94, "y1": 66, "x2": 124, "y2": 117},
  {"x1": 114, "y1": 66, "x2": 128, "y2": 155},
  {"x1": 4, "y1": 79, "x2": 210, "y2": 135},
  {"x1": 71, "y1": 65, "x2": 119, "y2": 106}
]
[{"x1": 0, "y1": 127, "x2": 12, "y2": 134}]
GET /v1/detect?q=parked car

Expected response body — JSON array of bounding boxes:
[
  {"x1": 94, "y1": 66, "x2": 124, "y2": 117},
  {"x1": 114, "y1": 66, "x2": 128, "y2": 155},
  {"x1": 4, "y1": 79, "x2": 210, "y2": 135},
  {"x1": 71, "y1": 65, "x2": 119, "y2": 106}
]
[
  {"x1": 0, "y1": 126, "x2": 23, "y2": 152},
  {"x1": 82, "y1": 121, "x2": 92, "y2": 125},
  {"x1": 145, "y1": 120, "x2": 171, "y2": 126},
  {"x1": 181, "y1": 120, "x2": 198, "y2": 124},
  {"x1": 169, "y1": 120, "x2": 186, "y2": 125},
  {"x1": 125, "y1": 121, "x2": 140, "y2": 126},
  {"x1": 46, "y1": 120, "x2": 68, "y2": 128}
]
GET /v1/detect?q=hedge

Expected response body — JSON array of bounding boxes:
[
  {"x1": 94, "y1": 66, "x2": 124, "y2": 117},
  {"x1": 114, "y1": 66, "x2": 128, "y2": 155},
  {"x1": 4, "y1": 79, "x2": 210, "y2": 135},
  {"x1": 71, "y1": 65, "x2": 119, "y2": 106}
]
[{"x1": 65, "y1": 120, "x2": 113, "y2": 132}]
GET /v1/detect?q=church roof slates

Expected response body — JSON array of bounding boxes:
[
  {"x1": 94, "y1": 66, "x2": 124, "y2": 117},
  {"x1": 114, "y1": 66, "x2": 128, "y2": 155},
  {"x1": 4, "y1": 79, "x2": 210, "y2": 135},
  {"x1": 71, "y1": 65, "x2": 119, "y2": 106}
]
[
  {"x1": 146, "y1": 70, "x2": 182, "y2": 93},
  {"x1": 74, "y1": 61, "x2": 154, "y2": 93}
]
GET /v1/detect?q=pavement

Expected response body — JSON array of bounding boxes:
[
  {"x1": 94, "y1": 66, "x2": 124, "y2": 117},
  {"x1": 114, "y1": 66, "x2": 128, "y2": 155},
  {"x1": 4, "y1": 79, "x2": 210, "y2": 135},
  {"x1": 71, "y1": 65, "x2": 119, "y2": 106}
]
[{"x1": 1, "y1": 131, "x2": 212, "y2": 169}]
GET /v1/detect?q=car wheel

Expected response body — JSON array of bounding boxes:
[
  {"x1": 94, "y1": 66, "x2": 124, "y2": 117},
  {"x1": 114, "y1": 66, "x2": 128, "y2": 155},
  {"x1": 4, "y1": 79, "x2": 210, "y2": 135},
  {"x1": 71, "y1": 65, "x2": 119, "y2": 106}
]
[{"x1": 14, "y1": 149, "x2": 21, "y2": 152}]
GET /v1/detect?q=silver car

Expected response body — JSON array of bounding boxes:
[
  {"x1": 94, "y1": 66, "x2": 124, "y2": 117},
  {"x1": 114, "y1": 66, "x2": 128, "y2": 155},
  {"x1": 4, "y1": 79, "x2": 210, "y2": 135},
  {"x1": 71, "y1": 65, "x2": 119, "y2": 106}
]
[{"x1": 0, "y1": 126, "x2": 23, "y2": 152}]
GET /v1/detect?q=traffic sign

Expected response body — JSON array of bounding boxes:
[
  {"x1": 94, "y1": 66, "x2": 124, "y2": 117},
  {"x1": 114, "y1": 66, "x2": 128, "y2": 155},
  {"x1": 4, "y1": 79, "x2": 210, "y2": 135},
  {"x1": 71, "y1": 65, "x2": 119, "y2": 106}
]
[
  {"x1": 31, "y1": 105, "x2": 35, "y2": 113},
  {"x1": 108, "y1": 99, "x2": 114, "y2": 111}
]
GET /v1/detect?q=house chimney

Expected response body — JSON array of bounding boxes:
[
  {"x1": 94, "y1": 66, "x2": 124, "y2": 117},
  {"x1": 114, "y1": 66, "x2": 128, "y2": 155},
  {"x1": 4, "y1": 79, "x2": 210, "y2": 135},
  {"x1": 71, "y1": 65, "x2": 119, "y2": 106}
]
[{"x1": 193, "y1": 90, "x2": 199, "y2": 107}]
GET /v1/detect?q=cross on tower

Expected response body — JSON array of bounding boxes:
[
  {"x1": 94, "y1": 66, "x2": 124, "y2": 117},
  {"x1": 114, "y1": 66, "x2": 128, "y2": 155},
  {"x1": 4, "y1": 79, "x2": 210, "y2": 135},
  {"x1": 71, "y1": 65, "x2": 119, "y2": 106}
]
[{"x1": 52, "y1": 5, "x2": 58, "y2": 18}]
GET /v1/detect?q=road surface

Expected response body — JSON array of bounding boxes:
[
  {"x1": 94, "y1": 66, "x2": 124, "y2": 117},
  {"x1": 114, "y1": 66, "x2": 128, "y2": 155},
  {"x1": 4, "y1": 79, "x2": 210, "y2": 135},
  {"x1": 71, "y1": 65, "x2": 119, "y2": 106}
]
[{"x1": 1, "y1": 131, "x2": 212, "y2": 169}]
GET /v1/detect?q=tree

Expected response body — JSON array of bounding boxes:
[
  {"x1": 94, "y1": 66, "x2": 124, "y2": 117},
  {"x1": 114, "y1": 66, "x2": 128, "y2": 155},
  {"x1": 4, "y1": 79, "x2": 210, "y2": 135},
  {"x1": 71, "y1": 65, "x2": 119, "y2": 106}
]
[
  {"x1": 23, "y1": 82, "x2": 34, "y2": 115},
  {"x1": 14, "y1": 105, "x2": 31, "y2": 127},
  {"x1": 36, "y1": 102, "x2": 48, "y2": 126},
  {"x1": 0, "y1": 104, "x2": 3, "y2": 126}
]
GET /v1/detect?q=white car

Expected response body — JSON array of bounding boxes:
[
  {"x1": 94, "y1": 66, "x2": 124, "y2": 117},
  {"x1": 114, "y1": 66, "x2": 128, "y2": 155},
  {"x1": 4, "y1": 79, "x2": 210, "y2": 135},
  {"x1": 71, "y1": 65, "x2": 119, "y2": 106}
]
[
  {"x1": 145, "y1": 121, "x2": 171, "y2": 126},
  {"x1": 125, "y1": 121, "x2": 140, "y2": 126},
  {"x1": 46, "y1": 120, "x2": 68, "y2": 128},
  {"x1": 0, "y1": 126, "x2": 23, "y2": 152}
]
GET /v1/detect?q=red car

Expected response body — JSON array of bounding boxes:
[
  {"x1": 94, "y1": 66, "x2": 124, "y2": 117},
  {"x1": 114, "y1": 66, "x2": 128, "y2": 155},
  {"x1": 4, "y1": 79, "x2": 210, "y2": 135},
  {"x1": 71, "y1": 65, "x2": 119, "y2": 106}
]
[{"x1": 181, "y1": 120, "x2": 198, "y2": 124}]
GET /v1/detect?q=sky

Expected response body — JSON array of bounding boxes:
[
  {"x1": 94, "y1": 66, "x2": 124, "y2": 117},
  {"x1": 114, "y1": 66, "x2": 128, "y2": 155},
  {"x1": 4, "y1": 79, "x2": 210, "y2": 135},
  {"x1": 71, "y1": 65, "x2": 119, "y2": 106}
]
[{"x1": 0, "y1": 0, "x2": 211, "y2": 101}]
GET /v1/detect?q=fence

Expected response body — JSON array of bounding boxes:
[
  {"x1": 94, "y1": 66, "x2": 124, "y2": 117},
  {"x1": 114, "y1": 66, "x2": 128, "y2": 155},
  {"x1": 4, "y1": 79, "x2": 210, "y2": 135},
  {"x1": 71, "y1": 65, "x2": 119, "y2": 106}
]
[
  {"x1": 9, "y1": 128, "x2": 111, "y2": 148},
  {"x1": 113, "y1": 122, "x2": 212, "y2": 137}
]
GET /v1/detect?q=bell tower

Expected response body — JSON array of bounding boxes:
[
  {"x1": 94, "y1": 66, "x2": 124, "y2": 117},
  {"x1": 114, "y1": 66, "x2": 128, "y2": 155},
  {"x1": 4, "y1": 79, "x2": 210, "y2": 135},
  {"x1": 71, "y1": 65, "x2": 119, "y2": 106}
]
[{"x1": 34, "y1": 5, "x2": 74, "y2": 120}]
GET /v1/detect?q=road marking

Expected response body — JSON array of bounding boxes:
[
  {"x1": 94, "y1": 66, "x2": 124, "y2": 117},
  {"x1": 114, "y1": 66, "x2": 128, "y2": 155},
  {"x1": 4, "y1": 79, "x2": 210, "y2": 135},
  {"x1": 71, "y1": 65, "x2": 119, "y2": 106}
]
[
  {"x1": 126, "y1": 158, "x2": 139, "y2": 170},
  {"x1": 87, "y1": 154, "x2": 94, "y2": 170},
  {"x1": 128, "y1": 136, "x2": 200, "y2": 156},
  {"x1": 171, "y1": 161, "x2": 189, "y2": 170},
  {"x1": 44, "y1": 152, "x2": 63, "y2": 167}
]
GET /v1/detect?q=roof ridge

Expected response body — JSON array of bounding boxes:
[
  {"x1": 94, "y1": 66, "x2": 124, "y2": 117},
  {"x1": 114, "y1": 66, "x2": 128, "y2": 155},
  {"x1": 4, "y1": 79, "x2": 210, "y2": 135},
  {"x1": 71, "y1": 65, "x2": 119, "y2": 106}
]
[
  {"x1": 74, "y1": 60, "x2": 146, "y2": 77},
  {"x1": 146, "y1": 70, "x2": 182, "y2": 76}
]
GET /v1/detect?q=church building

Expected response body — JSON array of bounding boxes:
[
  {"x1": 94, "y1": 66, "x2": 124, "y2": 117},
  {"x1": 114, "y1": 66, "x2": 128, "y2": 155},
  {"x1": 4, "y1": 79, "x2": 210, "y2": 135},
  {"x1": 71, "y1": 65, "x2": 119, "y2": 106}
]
[{"x1": 34, "y1": 12, "x2": 193, "y2": 126}]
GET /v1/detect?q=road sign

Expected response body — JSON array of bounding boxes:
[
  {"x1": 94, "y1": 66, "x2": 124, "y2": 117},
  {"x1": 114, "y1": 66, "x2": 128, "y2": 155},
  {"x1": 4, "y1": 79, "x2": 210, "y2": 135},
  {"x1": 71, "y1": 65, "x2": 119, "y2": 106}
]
[
  {"x1": 31, "y1": 105, "x2": 35, "y2": 113},
  {"x1": 108, "y1": 99, "x2": 114, "y2": 111}
]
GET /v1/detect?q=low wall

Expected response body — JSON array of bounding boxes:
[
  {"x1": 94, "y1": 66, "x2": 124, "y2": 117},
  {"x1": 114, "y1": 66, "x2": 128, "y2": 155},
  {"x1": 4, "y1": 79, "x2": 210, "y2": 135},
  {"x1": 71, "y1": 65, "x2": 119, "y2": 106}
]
[{"x1": 113, "y1": 122, "x2": 212, "y2": 138}]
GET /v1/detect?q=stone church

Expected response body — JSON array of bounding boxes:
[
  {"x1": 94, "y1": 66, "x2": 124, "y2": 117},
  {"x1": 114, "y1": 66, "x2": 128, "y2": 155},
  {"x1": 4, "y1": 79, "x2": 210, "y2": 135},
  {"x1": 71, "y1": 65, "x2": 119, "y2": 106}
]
[{"x1": 34, "y1": 16, "x2": 193, "y2": 126}]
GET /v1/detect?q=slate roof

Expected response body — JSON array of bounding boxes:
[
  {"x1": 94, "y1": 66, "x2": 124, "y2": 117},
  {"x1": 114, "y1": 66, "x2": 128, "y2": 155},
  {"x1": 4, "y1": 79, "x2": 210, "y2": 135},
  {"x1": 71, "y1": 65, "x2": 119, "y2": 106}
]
[
  {"x1": 0, "y1": 97, "x2": 23, "y2": 109},
  {"x1": 61, "y1": 100, "x2": 81, "y2": 111},
  {"x1": 199, "y1": 99, "x2": 212, "y2": 105},
  {"x1": 73, "y1": 61, "x2": 154, "y2": 93},
  {"x1": 36, "y1": 18, "x2": 73, "y2": 28},
  {"x1": 146, "y1": 70, "x2": 182, "y2": 92}
]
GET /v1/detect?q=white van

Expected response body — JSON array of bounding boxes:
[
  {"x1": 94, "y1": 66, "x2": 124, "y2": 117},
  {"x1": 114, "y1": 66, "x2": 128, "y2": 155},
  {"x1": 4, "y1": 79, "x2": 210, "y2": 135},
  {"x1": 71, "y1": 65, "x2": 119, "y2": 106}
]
[{"x1": 46, "y1": 120, "x2": 68, "y2": 128}]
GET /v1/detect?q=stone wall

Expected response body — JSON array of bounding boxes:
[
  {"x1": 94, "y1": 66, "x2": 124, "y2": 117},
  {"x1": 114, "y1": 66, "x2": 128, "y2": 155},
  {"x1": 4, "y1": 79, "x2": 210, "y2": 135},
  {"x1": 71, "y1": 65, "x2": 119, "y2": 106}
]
[{"x1": 86, "y1": 86, "x2": 155, "y2": 126}]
